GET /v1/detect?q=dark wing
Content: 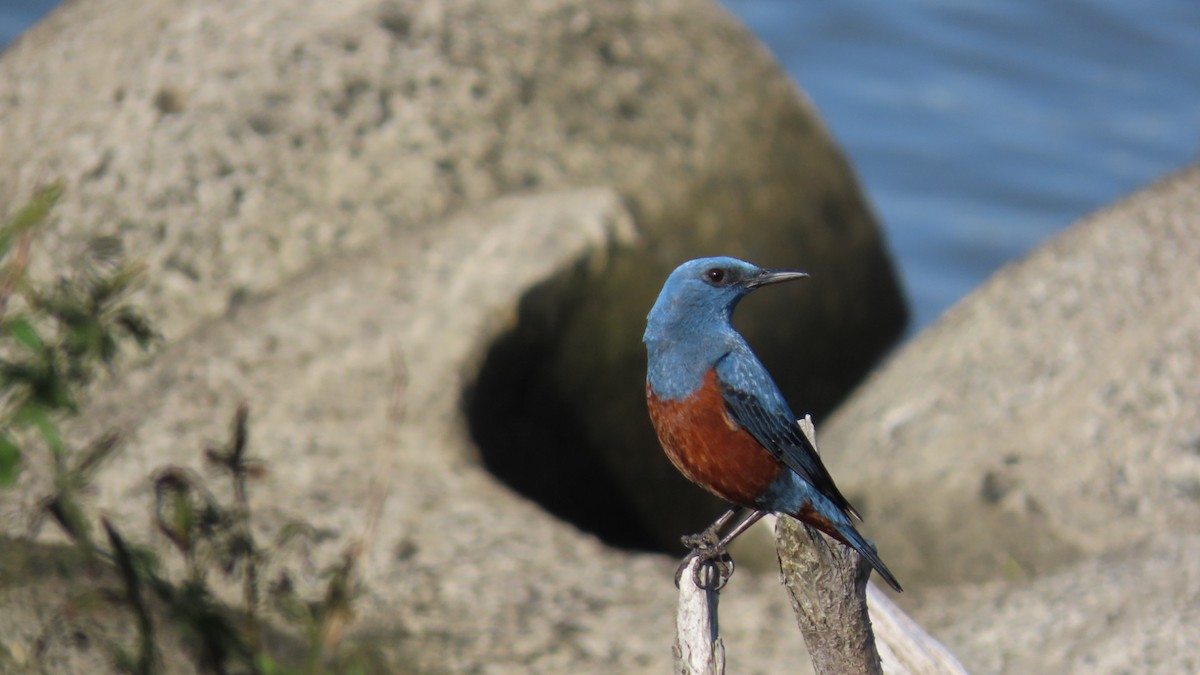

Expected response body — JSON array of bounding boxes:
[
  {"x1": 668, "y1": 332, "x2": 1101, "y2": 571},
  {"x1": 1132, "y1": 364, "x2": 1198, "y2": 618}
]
[{"x1": 715, "y1": 351, "x2": 862, "y2": 520}]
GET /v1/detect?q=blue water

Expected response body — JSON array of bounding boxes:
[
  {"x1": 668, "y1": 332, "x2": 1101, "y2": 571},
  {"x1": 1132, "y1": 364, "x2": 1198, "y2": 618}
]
[
  {"x1": 0, "y1": 1, "x2": 47, "y2": 48},
  {"x1": 722, "y1": 0, "x2": 1200, "y2": 328},
  {"x1": 3, "y1": 1, "x2": 1199, "y2": 329}
]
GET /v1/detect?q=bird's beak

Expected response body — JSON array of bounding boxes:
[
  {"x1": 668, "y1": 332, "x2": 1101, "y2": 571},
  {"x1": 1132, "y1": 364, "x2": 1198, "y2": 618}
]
[{"x1": 747, "y1": 268, "x2": 808, "y2": 288}]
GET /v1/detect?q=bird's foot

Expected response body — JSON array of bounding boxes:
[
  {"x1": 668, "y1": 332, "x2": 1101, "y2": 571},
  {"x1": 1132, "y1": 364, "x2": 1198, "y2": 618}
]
[
  {"x1": 680, "y1": 528, "x2": 720, "y2": 551},
  {"x1": 675, "y1": 540, "x2": 735, "y2": 591}
]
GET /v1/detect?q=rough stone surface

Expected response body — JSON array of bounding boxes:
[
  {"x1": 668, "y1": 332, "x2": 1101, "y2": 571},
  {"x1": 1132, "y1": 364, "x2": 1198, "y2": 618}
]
[
  {"x1": 13, "y1": 0, "x2": 1194, "y2": 671},
  {"x1": 0, "y1": 538, "x2": 207, "y2": 674},
  {"x1": 0, "y1": 0, "x2": 907, "y2": 550},
  {"x1": 0, "y1": 190, "x2": 813, "y2": 673},
  {"x1": 915, "y1": 534, "x2": 1200, "y2": 674},
  {"x1": 7, "y1": 161, "x2": 1193, "y2": 673},
  {"x1": 816, "y1": 165, "x2": 1200, "y2": 672}
]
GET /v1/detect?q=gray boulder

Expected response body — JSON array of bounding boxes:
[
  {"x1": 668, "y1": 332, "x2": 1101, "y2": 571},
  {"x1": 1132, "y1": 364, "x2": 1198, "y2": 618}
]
[
  {"x1": 0, "y1": 0, "x2": 907, "y2": 551},
  {"x1": 2, "y1": 0, "x2": 1197, "y2": 670},
  {"x1": 819, "y1": 165, "x2": 1200, "y2": 672},
  {"x1": 1, "y1": 190, "x2": 811, "y2": 672}
]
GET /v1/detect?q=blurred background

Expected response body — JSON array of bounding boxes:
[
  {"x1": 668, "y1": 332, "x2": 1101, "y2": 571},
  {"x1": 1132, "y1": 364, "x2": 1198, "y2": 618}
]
[{"x1": 3, "y1": 0, "x2": 1198, "y2": 331}]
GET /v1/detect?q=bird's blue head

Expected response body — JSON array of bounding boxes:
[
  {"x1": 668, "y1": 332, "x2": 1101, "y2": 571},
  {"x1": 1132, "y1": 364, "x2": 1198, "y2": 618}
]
[{"x1": 643, "y1": 256, "x2": 808, "y2": 346}]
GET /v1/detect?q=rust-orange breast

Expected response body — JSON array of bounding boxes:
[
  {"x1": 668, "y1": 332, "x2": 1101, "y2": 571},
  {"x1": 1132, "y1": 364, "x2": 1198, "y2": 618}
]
[{"x1": 647, "y1": 370, "x2": 784, "y2": 507}]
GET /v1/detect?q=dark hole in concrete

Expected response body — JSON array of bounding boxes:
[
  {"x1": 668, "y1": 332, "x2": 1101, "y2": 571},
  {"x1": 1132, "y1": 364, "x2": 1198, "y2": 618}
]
[
  {"x1": 464, "y1": 279, "x2": 660, "y2": 551},
  {"x1": 463, "y1": 258, "x2": 906, "y2": 556}
]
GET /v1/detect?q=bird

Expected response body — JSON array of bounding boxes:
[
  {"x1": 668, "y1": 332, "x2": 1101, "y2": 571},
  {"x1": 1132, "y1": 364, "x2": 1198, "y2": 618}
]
[{"x1": 643, "y1": 256, "x2": 902, "y2": 592}]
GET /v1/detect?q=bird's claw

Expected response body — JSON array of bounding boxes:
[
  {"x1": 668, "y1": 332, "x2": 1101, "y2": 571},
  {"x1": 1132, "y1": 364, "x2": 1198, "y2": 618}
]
[
  {"x1": 674, "y1": 543, "x2": 735, "y2": 591},
  {"x1": 680, "y1": 529, "x2": 720, "y2": 551}
]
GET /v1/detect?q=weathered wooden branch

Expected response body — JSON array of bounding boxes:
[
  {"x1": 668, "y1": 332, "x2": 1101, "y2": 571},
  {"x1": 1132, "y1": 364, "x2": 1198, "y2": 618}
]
[
  {"x1": 867, "y1": 583, "x2": 969, "y2": 674},
  {"x1": 674, "y1": 415, "x2": 967, "y2": 674},
  {"x1": 776, "y1": 513, "x2": 883, "y2": 674},
  {"x1": 777, "y1": 416, "x2": 968, "y2": 675},
  {"x1": 775, "y1": 415, "x2": 882, "y2": 673},
  {"x1": 674, "y1": 557, "x2": 726, "y2": 674}
]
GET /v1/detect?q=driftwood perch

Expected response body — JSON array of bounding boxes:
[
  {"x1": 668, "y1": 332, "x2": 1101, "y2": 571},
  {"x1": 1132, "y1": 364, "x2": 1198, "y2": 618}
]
[
  {"x1": 674, "y1": 416, "x2": 968, "y2": 675},
  {"x1": 775, "y1": 415, "x2": 883, "y2": 674},
  {"x1": 674, "y1": 557, "x2": 726, "y2": 674},
  {"x1": 868, "y1": 583, "x2": 969, "y2": 674},
  {"x1": 776, "y1": 511, "x2": 883, "y2": 674},
  {"x1": 777, "y1": 416, "x2": 968, "y2": 674}
]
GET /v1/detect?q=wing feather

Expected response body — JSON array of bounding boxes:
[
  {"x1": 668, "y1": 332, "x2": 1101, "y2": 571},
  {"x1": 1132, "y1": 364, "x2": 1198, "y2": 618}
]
[{"x1": 715, "y1": 351, "x2": 861, "y2": 520}]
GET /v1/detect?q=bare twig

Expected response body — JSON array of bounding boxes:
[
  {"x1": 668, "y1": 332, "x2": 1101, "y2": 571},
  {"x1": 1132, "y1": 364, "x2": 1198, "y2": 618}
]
[
  {"x1": 674, "y1": 415, "x2": 964, "y2": 674},
  {"x1": 777, "y1": 513, "x2": 881, "y2": 675},
  {"x1": 0, "y1": 230, "x2": 32, "y2": 323},
  {"x1": 776, "y1": 416, "x2": 882, "y2": 674},
  {"x1": 353, "y1": 346, "x2": 405, "y2": 562},
  {"x1": 868, "y1": 584, "x2": 969, "y2": 675},
  {"x1": 316, "y1": 348, "x2": 404, "y2": 656},
  {"x1": 778, "y1": 416, "x2": 966, "y2": 675},
  {"x1": 673, "y1": 557, "x2": 726, "y2": 675}
]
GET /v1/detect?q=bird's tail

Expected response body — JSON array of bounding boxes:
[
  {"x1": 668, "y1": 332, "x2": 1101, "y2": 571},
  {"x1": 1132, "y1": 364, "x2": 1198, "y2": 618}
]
[
  {"x1": 800, "y1": 515, "x2": 903, "y2": 593},
  {"x1": 841, "y1": 525, "x2": 903, "y2": 593}
]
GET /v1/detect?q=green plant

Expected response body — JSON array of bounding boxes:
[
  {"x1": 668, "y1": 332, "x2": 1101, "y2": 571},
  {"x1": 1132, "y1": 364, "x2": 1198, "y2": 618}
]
[
  {"x1": 144, "y1": 403, "x2": 374, "y2": 674},
  {"x1": 0, "y1": 183, "x2": 155, "y2": 553},
  {"x1": 0, "y1": 187, "x2": 380, "y2": 674}
]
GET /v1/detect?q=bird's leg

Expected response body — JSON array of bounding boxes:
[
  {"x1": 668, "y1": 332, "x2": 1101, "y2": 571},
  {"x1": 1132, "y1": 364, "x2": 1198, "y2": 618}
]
[
  {"x1": 714, "y1": 509, "x2": 766, "y2": 550},
  {"x1": 675, "y1": 509, "x2": 767, "y2": 590}
]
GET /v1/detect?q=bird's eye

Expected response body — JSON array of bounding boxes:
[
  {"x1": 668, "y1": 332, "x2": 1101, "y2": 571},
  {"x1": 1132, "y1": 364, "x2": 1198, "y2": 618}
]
[{"x1": 705, "y1": 268, "x2": 727, "y2": 285}]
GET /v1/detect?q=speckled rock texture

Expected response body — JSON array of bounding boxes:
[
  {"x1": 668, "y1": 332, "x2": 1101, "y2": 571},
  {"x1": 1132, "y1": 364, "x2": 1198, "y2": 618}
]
[
  {"x1": 12, "y1": 0, "x2": 1191, "y2": 672},
  {"x1": 1, "y1": 190, "x2": 813, "y2": 673},
  {"x1": 821, "y1": 165, "x2": 1200, "y2": 673},
  {"x1": 0, "y1": 0, "x2": 908, "y2": 552}
]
